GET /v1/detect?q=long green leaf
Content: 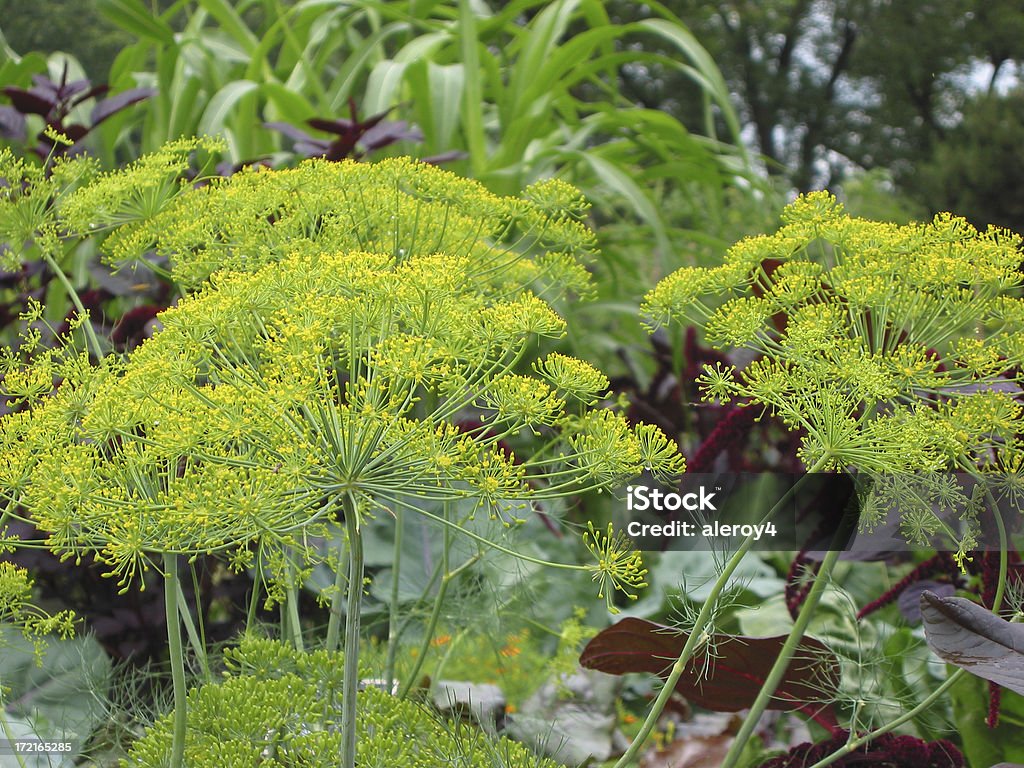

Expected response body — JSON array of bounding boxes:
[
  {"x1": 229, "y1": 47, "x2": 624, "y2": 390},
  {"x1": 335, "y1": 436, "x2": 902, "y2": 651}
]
[
  {"x1": 458, "y1": 0, "x2": 486, "y2": 176},
  {"x1": 636, "y1": 18, "x2": 744, "y2": 149},
  {"x1": 557, "y1": 149, "x2": 672, "y2": 267},
  {"x1": 326, "y1": 21, "x2": 411, "y2": 112},
  {"x1": 408, "y1": 61, "x2": 464, "y2": 154},
  {"x1": 504, "y1": 0, "x2": 579, "y2": 119},
  {"x1": 263, "y1": 82, "x2": 316, "y2": 125},
  {"x1": 198, "y1": 80, "x2": 261, "y2": 139},
  {"x1": 196, "y1": 0, "x2": 260, "y2": 55},
  {"x1": 363, "y1": 61, "x2": 408, "y2": 115},
  {"x1": 97, "y1": 0, "x2": 176, "y2": 44}
]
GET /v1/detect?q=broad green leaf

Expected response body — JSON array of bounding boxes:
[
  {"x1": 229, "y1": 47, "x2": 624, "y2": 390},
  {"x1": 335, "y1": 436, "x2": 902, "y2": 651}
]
[
  {"x1": 458, "y1": 0, "x2": 486, "y2": 176},
  {"x1": 417, "y1": 62, "x2": 464, "y2": 153},
  {"x1": 505, "y1": 0, "x2": 579, "y2": 117},
  {"x1": 393, "y1": 31, "x2": 450, "y2": 64},
  {"x1": 949, "y1": 672, "x2": 1024, "y2": 768},
  {"x1": 263, "y1": 82, "x2": 316, "y2": 125},
  {"x1": 636, "y1": 17, "x2": 745, "y2": 148},
  {"x1": 0, "y1": 627, "x2": 112, "y2": 755},
  {"x1": 198, "y1": 80, "x2": 260, "y2": 138},
  {"x1": 363, "y1": 60, "x2": 408, "y2": 116},
  {"x1": 326, "y1": 21, "x2": 411, "y2": 112}
]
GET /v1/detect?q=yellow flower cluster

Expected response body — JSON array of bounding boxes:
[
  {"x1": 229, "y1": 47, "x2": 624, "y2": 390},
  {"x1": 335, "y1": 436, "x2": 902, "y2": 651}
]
[
  {"x1": 645, "y1": 192, "x2": 1024, "y2": 552},
  {"x1": 62, "y1": 153, "x2": 596, "y2": 303},
  {"x1": 2, "y1": 152, "x2": 685, "y2": 594}
]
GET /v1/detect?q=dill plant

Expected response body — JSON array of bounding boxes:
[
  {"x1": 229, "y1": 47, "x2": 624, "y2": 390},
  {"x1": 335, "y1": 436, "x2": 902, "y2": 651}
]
[
  {"x1": 127, "y1": 635, "x2": 565, "y2": 768},
  {"x1": 631, "y1": 192, "x2": 1024, "y2": 768},
  {"x1": 1, "y1": 145, "x2": 684, "y2": 768}
]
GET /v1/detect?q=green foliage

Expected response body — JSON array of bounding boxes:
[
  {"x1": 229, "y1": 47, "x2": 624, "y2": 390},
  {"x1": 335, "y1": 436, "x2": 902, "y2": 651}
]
[
  {"x1": 911, "y1": 86, "x2": 1024, "y2": 231},
  {"x1": 623, "y1": 0, "x2": 1024, "y2": 197},
  {"x1": 0, "y1": 626, "x2": 112, "y2": 764},
  {"x1": 0, "y1": 0, "x2": 134, "y2": 80},
  {"x1": 126, "y1": 634, "x2": 564, "y2": 768}
]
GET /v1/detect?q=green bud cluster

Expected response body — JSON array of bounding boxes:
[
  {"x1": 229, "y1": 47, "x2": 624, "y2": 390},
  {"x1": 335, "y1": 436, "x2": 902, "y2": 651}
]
[{"x1": 126, "y1": 635, "x2": 563, "y2": 768}]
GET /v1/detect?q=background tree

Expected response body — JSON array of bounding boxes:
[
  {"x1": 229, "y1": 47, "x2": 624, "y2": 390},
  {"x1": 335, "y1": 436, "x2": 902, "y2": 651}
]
[{"x1": 610, "y1": 0, "x2": 1024, "y2": 229}]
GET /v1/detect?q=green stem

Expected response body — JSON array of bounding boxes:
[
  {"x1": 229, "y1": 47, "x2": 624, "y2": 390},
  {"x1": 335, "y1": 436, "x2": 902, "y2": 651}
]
[
  {"x1": 809, "y1": 473, "x2": 1012, "y2": 768},
  {"x1": 163, "y1": 553, "x2": 187, "y2": 768},
  {"x1": 721, "y1": 546, "x2": 842, "y2": 768},
  {"x1": 613, "y1": 459, "x2": 831, "y2": 767},
  {"x1": 339, "y1": 500, "x2": 363, "y2": 768},
  {"x1": 384, "y1": 510, "x2": 404, "y2": 693},
  {"x1": 0, "y1": 695, "x2": 29, "y2": 768},
  {"x1": 175, "y1": 579, "x2": 211, "y2": 682},
  {"x1": 399, "y1": 527, "x2": 481, "y2": 698},
  {"x1": 246, "y1": 547, "x2": 263, "y2": 633},
  {"x1": 40, "y1": 251, "x2": 103, "y2": 360},
  {"x1": 325, "y1": 532, "x2": 348, "y2": 653},
  {"x1": 285, "y1": 569, "x2": 304, "y2": 652}
]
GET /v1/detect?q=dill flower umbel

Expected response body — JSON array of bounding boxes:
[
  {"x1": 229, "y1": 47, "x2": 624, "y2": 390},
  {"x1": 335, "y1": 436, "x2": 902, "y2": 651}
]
[
  {"x1": 2, "y1": 149, "x2": 684, "y2": 591},
  {"x1": 643, "y1": 193, "x2": 1024, "y2": 555}
]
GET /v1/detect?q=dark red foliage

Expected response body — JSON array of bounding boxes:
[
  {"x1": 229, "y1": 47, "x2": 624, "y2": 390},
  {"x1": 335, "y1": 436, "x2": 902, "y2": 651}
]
[
  {"x1": 0, "y1": 63, "x2": 152, "y2": 162},
  {"x1": 758, "y1": 730, "x2": 963, "y2": 768},
  {"x1": 266, "y1": 97, "x2": 427, "y2": 162},
  {"x1": 111, "y1": 304, "x2": 164, "y2": 350}
]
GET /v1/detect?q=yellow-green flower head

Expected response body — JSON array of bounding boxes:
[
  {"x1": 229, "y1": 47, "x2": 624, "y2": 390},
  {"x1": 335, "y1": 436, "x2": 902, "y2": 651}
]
[
  {"x1": 0, "y1": 562, "x2": 76, "y2": 654},
  {"x1": 63, "y1": 151, "x2": 598, "y2": 303},
  {"x1": 644, "y1": 194, "x2": 1024, "y2": 484},
  {"x1": 4, "y1": 154, "x2": 686, "y2": 589}
]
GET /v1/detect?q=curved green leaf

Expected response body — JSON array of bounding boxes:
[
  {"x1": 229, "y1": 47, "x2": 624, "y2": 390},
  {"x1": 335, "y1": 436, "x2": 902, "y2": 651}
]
[
  {"x1": 198, "y1": 80, "x2": 261, "y2": 138},
  {"x1": 97, "y1": 0, "x2": 176, "y2": 44}
]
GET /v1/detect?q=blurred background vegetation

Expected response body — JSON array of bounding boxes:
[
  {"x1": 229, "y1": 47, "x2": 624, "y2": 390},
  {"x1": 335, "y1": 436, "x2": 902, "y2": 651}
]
[{"x1": 3, "y1": 0, "x2": 1023, "y2": 229}]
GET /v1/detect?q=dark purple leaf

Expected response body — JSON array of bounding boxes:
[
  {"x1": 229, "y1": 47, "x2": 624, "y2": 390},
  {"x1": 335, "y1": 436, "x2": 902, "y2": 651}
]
[
  {"x1": 71, "y1": 83, "x2": 111, "y2": 109},
  {"x1": 56, "y1": 78, "x2": 92, "y2": 101},
  {"x1": 3, "y1": 86, "x2": 56, "y2": 117},
  {"x1": 30, "y1": 73, "x2": 60, "y2": 94},
  {"x1": 264, "y1": 121, "x2": 317, "y2": 144},
  {"x1": 898, "y1": 580, "x2": 955, "y2": 623},
  {"x1": 307, "y1": 117, "x2": 355, "y2": 135},
  {"x1": 0, "y1": 106, "x2": 27, "y2": 140},
  {"x1": 921, "y1": 591, "x2": 1024, "y2": 695},
  {"x1": 293, "y1": 139, "x2": 332, "y2": 157},
  {"x1": 324, "y1": 136, "x2": 359, "y2": 161},
  {"x1": 422, "y1": 150, "x2": 468, "y2": 165},
  {"x1": 580, "y1": 617, "x2": 840, "y2": 724},
  {"x1": 361, "y1": 119, "x2": 423, "y2": 150},
  {"x1": 90, "y1": 87, "x2": 154, "y2": 127}
]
